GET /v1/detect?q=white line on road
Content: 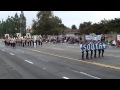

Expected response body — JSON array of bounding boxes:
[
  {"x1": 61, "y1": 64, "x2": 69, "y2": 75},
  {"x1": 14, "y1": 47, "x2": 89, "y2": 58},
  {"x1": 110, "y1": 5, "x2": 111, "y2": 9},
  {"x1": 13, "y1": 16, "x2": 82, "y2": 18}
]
[
  {"x1": 25, "y1": 60, "x2": 34, "y2": 64},
  {"x1": 72, "y1": 70, "x2": 101, "y2": 79},
  {"x1": 44, "y1": 68, "x2": 46, "y2": 69},
  {"x1": 43, "y1": 60, "x2": 49, "y2": 62},
  {"x1": 39, "y1": 59, "x2": 49, "y2": 62},
  {"x1": 10, "y1": 53, "x2": 14, "y2": 55},
  {"x1": 66, "y1": 46, "x2": 78, "y2": 48},
  {"x1": 80, "y1": 72, "x2": 101, "y2": 79},
  {"x1": 51, "y1": 45, "x2": 55, "y2": 46},
  {"x1": 2, "y1": 49, "x2": 4, "y2": 51},
  {"x1": 63, "y1": 77, "x2": 70, "y2": 79}
]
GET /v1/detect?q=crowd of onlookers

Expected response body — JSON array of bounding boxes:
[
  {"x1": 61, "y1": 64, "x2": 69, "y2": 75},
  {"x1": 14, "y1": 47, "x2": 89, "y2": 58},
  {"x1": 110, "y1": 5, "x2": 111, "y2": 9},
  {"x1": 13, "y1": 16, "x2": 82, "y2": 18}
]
[
  {"x1": 2, "y1": 34, "x2": 120, "y2": 48},
  {"x1": 37, "y1": 35, "x2": 120, "y2": 48},
  {"x1": 42, "y1": 36, "x2": 82, "y2": 44},
  {"x1": 109, "y1": 40, "x2": 120, "y2": 47}
]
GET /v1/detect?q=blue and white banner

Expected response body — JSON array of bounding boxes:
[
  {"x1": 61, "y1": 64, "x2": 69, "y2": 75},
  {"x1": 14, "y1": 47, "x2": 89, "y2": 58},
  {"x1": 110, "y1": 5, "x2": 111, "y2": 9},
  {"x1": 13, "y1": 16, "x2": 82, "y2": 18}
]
[
  {"x1": 85, "y1": 35, "x2": 92, "y2": 40},
  {"x1": 82, "y1": 42, "x2": 107, "y2": 51},
  {"x1": 85, "y1": 35, "x2": 102, "y2": 41},
  {"x1": 117, "y1": 35, "x2": 120, "y2": 40}
]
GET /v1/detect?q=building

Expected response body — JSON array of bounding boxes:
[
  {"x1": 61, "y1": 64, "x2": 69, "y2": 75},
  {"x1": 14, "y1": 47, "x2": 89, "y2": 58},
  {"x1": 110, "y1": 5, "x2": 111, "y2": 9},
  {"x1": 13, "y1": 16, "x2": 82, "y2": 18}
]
[
  {"x1": 64, "y1": 29, "x2": 80, "y2": 37},
  {"x1": 26, "y1": 28, "x2": 33, "y2": 33}
]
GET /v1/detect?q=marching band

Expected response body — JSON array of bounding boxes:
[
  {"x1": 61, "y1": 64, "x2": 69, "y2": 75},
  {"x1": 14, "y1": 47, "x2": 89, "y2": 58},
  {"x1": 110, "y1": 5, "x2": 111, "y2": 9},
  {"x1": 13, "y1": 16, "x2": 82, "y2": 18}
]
[
  {"x1": 3, "y1": 33, "x2": 107, "y2": 61},
  {"x1": 4, "y1": 36, "x2": 43, "y2": 48},
  {"x1": 80, "y1": 40, "x2": 107, "y2": 60}
]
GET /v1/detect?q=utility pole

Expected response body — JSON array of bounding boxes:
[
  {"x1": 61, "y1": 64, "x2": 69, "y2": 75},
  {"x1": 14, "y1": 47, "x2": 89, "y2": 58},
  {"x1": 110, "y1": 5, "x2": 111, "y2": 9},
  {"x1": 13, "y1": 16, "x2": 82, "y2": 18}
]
[
  {"x1": 20, "y1": 17, "x2": 22, "y2": 34},
  {"x1": 20, "y1": 11, "x2": 22, "y2": 36}
]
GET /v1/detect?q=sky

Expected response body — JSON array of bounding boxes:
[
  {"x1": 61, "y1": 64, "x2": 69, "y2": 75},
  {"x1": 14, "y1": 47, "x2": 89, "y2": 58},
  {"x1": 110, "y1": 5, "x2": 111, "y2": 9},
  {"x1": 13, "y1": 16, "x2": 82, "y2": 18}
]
[{"x1": 0, "y1": 11, "x2": 120, "y2": 29}]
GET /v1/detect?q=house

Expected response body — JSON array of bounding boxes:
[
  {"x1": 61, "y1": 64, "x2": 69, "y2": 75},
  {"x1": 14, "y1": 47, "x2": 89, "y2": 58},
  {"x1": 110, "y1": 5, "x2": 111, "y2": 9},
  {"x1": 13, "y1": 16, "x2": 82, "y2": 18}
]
[
  {"x1": 64, "y1": 29, "x2": 80, "y2": 37},
  {"x1": 26, "y1": 28, "x2": 33, "y2": 33}
]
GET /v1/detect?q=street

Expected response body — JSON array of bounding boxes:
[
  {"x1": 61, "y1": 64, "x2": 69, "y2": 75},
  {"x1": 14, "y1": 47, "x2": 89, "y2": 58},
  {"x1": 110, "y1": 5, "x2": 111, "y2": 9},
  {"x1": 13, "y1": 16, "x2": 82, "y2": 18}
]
[{"x1": 0, "y1": 41, "x2": 120, "y2": 79}]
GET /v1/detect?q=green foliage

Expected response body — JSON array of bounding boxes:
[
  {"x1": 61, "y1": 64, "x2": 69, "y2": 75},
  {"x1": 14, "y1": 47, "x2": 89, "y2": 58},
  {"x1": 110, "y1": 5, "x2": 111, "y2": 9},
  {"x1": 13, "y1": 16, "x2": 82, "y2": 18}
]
[
  {"x1": 0, "y1": 11, "x2": 26, "y2": 38},
  {"x1": 32, "y1": 11, "x2": 67, "y2": 36},
  {"x1": 71, "y1": 25, "x2": 77, "y2": 29},
  {"x1": 79, "y1": 18, "x2": 120, "y2": 35}
]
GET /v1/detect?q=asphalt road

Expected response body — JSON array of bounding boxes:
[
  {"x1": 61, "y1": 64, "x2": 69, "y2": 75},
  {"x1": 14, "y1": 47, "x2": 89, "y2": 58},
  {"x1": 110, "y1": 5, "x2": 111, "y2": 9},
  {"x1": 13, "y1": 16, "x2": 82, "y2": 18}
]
[{"x1": 0, "y1": 41, "x2": 120, "y2": 79}]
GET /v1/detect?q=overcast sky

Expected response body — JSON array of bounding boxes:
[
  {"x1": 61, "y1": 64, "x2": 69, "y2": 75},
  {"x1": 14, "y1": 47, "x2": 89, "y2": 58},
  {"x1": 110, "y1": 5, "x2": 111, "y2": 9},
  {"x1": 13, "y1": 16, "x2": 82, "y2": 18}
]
[{"x1": 0, "y1": 11, "x2": 120, "y2": 29}]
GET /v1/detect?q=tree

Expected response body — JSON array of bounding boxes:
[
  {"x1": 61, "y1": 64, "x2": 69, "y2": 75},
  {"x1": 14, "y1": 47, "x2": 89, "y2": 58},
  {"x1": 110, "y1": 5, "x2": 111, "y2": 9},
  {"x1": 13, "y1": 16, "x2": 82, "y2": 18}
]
[
  {"x1": 0, "y1": 12, "x2": 27, "y2": 38},
  {"x1": 32, "y1": 19, "x2": 38, "y2": 35},
  {"x1": 14, "y1": 13, "x2": 20, "y2": 33},
  {"x1": 32, "y1": 11, "x2": 67, "y2": 36},
  {"x1": 20, "y1": 11, "x2": 26, "y2": 36},
  {"x1": 79, "y1": 21, "x2": 92, "y2": 34},
  {"x1": 71, "y1": 25, "x2": 77, "y2": 29}
]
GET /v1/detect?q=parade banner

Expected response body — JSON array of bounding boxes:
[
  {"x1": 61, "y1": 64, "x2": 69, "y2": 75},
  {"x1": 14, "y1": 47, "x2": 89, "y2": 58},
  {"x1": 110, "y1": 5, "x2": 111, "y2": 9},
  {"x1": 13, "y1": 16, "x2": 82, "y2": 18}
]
[
  {"x1": 85, "y1": 35, "x2": 102, "y2": 41},
  {"x1": 85, "y1": 35, "x2": 92, "y2": 40},
  {"x1": 117, "y1": 35, "x2": 120, "y2": 40},
  {"x1": 16, "y1": 33, "x2": 21, "y2": 38},
  {"x1": 26, "y1": 33, "x2": 31, "y2": 38},
  {"x1": 82, "y1": 43, "x2": 107, "y2": 51},
  {"x1": 5, "y1": 34, "x2": 9, "y2": 38},
  {"x1": 96, "y1": 35, "x2": 102, "y2": 40}
]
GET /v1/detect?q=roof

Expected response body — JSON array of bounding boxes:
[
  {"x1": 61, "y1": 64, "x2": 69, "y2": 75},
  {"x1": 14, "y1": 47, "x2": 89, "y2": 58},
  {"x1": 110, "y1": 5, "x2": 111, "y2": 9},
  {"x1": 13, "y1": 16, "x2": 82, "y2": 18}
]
[{"x1": 64, "y1": 29, "x2": 80, "y2": 34}]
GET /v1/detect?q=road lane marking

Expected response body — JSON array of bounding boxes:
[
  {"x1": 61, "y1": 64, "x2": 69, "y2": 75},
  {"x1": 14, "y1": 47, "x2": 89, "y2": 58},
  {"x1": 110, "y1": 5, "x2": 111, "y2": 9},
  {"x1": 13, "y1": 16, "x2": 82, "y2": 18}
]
[
  {"x1": 39, "y1": 59, "x2": 49, "y2": 62},
  {"x1": 24, "y1": 48, "x2": 120, "y2": 70},
  {"x1": 43, "y1": 60, "x2": 49, "y2": 62},
  {"x1": 51, "y1": 45, "x2": 55, "y2": 46},
  {"x1": 10, "y1": 53, "x2": 14, "y2": 55},
  {"x1": 66, "y1": 46, "x2": 78, "y2": 48},
  {"x1": 80, "y1": 72, "x2": 101, "y2": 79},
  {"x1": 2, "y1": 49, "x2": 4, "y2": 51},
  {"x1": 72, "y1": 70, "x2": 101, "y2": 79},
  {"x1": 44, "y1": 68, "x2": 46, "y2": 69},
  {"x1": 63, "y1": 77, "x2": 70, "y2": 79},
  {"x1": 25, "y1": 60, "x2": 34, "y2": 64}
]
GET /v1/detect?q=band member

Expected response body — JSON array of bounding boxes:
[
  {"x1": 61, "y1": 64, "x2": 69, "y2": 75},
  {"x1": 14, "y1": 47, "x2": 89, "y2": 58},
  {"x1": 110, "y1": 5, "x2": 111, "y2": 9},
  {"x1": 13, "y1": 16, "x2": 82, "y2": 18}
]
[
  {"x1": 94, "y1": 41, "x2": 97, "y2": 58},
  {"x1": 10, "y1": 38, "x2": 13, "y2": 47},
  {"x1": 90, "y1": 40, "x2": 94, "y2": 58},
  {"x1": 40, "y1": 38, "x2": 43, "y2": 46},
  {"x1": 85, "y1": 40, "x2": 89, "y2": 59},
  {"x1": 29, "y1": 39, "x2": 32, "y2": 46},
  {"x1": 22, "y1": 38, "x2": 25, "y2": 47},
  {"x1": 38, "y1": 38, "x2": 41, "y2": 46},
  {"x1": 98, "y1": 40, "x2": 101, "y2": 58},
  {"x1": 101, "y1": 41, "x2": 106, "y2": 57},
  {"x1": 27, "y1": 38, "x2": 30, "y2": 46},
  {"x1": 80, "y1": 41, "x2": 85, "y2": 60},
  {"x1": 13, "y1": 38, "x2": 16, "y2": 48},
  {"x1": 7, "y1": 39, "x2": 10, "y2": 46},
  {"x1": 35, "y1": 40, "x2": 37, "y2": 46},
  {"x1": 25, "y1": 38, "x2": 27, "y2": 46},
  {"x1": 18, "y1": 38, "x2": 21, "y2": 46},
  {"x1": 32, "y1": 39, "x2": 34, "y2": 46}
]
